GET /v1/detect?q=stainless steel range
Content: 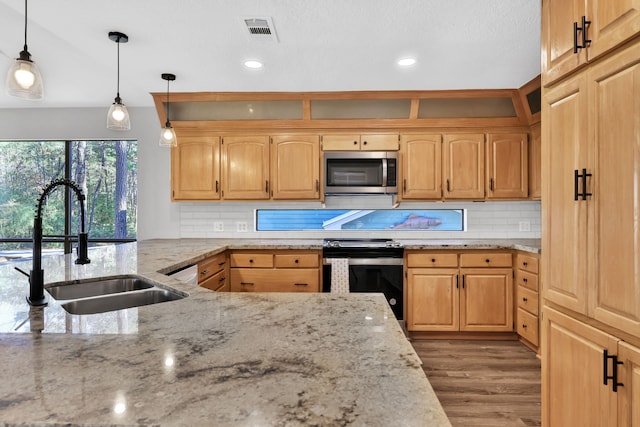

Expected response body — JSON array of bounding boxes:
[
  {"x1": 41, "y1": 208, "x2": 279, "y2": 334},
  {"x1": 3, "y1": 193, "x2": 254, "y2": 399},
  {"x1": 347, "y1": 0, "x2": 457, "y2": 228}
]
[{"x1": 322, "y1": 239, "x2": 404, "y2": 319}]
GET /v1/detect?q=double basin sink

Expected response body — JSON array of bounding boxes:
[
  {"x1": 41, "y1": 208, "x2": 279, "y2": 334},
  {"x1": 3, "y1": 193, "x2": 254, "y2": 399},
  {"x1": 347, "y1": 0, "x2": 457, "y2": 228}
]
[{"x1": 46, "y1": 276, "x2": 186, "y2": 315}]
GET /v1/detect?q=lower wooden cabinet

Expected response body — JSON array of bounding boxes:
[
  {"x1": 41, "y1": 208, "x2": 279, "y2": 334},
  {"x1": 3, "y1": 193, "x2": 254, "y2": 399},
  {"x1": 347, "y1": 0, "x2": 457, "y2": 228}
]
[
  {"x1": 515, "y1": 252, "x2": 540, "y2": 350},
  {"x1": 406, "y1": 251, "x2": 513, "y2": 332},
  {"x1": 543, "y1": 307, "x2": 640, "y2": 426},
  {"x1": 229, "y1": 250, "x2": 321, "y2": 292},
  {"x1": 198, "y1": 252, "x2": 229, "y2": 292}
]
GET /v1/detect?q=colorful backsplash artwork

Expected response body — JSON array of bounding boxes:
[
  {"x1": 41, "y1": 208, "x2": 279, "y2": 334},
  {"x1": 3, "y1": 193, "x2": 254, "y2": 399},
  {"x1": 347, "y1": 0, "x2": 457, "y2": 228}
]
[{"x1": 255, "y1": 209, "x2": 465, "y2": 231}]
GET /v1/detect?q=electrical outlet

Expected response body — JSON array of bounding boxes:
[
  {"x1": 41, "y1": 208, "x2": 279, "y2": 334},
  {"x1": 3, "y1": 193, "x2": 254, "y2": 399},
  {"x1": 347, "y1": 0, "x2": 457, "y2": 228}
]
[
  {"x1": 519, "y1": 221, "x2": 531, "y2": 232},
  {"x1": 236, "y1": 222, "x2": 248, "y2": 232},
  {"x1": 213, "y1": 221, "x2": 224, "y2": 232}
]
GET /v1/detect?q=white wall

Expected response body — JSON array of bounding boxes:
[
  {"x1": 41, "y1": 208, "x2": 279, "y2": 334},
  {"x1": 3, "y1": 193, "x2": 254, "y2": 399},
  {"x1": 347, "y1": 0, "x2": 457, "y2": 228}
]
[{"x1": 0, "y1": 107, "x2": 541, "y2": 241}]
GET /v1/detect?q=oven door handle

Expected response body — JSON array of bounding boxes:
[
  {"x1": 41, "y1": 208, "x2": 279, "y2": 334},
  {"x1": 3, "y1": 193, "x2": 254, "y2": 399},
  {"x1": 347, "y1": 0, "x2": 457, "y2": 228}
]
[{"x1": 323, "y1": 258, "x2": 403, "y2": 266}]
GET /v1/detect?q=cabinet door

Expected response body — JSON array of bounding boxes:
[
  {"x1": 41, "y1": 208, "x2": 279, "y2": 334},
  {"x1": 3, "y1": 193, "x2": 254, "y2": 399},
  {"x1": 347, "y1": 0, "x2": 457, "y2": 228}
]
[
  {"x1": 618, "y1": 341, "x2": 640, "y2": 427},
  {"x1": 271, "y1": 135, "x2": 320, "y2": 200},
  {"x1": 542, "y1": 73, "x2": 589, "y2": 314},
  {"x1": 321, "y1": 134, "x2": 361, "y2": 151},
  {"x1": 221, "y1": 136, "x2": 270, "y2": 200},
  {"x1": 406, "y1": 268, "x2": 459, "y2": 331},
  {"x1": 459, "y1": 268, "x2": 513, "y2": 332},
  {"x1": 542, "y1": 0, "x2": 587, "y2": 86},
  {"x1": 442, "y1": 134, "x2": 485, "y2": 199},
  {"x1": 542, "y1": 307, "x2": 618, "y2": 426},
  {"x1": 486, "y1": 133, "x2": 528, "y2": 199},
  {"x1": 360, "y1": 134, "x2": 399, "y2": 151},
  {"x1": 400, "y1": 134, "x2": 442, "y2": 199},
  {"x1": 587, "y1": 0, "x2": 640, "y2": 61},
  {"x1": 588, "y1": 42, "x2": 640, "y2": 335},
  {"x1": 529, "y1": 124, "x2": 542, "y2": 200},
  {"x1": 171, "y1": 136, "x2": 220, "y2": 200}
]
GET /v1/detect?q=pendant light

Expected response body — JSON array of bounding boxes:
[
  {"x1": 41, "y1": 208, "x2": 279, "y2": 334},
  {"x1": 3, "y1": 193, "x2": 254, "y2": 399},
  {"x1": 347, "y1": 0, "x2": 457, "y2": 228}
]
[
  {"x1": 159, "y1": 73, "x2": 177, "y2": 147},
  {"x1": 106, "y1": 31, "x2": 130, "y2": 131},
  {"x1": 6, "y1": 0, "x2": 44, "y2": 100}
]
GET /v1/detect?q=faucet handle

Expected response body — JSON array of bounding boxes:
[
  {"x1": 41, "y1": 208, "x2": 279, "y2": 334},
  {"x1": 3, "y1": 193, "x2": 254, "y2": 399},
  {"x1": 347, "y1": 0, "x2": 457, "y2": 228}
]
[{"x1": 14, "y1": 267, "x2": 30, "y2": 278}]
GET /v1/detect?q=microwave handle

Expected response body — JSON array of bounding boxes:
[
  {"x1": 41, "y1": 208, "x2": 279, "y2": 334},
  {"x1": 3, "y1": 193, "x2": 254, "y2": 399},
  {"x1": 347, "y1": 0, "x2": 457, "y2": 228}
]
[{"x1": 382, "y1": 158, "x2": 388, "y2": 187}]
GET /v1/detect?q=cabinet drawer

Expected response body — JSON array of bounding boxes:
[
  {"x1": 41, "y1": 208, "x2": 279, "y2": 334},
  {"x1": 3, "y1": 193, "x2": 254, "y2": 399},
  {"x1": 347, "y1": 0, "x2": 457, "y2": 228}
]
[
  {"x1": 517, "y1": 285, "x2": 539, "y2": 316},
  {"x1": 230, "y1": 269, "x2": 319, "y2": 292},
  {"x1": 517, "y1": 308, "x2": 539, "y2": 347},
  {"x1": 516, "y1": 253, "x2": 539, "y2": 274},
  {"x1": 198, "y1": 252, "x2": 227, "y2": 282},
  {"x1": 517, "y1": 269, "x2": 539, "y2": 292},
  {"x1": 406, "y1": 252, "x2": 458, "y2": 268},
  {"x1": 459, "y1": 253, "x2": 512, "y2": 267},
  {"x1": 230, "y1": 253, "x2": 274, "y2": 268},
  {"x1": 274, "y1": 253, "x2": 319, "y2": 268},
  {"x1": 200, "y1": 269, "x2": 228, "y2": 292}
]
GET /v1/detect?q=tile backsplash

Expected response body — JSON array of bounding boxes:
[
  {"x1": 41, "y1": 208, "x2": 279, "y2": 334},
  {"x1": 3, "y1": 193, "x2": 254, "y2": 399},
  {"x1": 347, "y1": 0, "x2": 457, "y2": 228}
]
[{"x1": 178, "y1": 196, "x2": 541, "y2": 239}]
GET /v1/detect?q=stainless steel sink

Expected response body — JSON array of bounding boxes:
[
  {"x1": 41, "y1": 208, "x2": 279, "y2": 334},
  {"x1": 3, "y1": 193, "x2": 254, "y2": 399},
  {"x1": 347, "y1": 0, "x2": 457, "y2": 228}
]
[
  {"x1": 61, "y1": 289, "x2": 184, "y2": 315},
  {"x1": 45, "y1": 275, "x2": 186, "y2": 315},
  {"x1": 46, "y1": 276, "x2": 155, "y2": 300}
]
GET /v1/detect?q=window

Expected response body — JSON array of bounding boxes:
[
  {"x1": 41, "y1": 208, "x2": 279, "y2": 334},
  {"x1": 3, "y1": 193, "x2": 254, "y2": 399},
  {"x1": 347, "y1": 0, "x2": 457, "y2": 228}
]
[
  {"x1": 0, "y1": 140, "x2": 137, "y2": 262},
  {"x1": 256, "y1": 209, "x2": 465, "y2": 231}
]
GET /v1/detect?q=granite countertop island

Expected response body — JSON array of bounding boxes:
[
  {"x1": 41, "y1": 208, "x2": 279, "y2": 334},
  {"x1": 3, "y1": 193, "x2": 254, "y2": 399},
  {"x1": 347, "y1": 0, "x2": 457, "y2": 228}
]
[{"x1": 0, "y1": 239, "x2": 458, "y2": 427}]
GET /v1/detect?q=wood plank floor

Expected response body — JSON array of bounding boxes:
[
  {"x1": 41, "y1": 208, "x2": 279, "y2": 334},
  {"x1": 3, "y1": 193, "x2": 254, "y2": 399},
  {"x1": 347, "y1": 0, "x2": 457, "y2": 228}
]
[{"x1": 411, "y1": 340, "x2": 541, "y2": 427}]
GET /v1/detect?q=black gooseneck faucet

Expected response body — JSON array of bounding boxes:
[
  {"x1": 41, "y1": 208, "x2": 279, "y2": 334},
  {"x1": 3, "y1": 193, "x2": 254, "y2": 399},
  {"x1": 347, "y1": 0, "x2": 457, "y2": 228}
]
[{"x1": 15, "y1": 179, "x2": 91, "y2": 306}]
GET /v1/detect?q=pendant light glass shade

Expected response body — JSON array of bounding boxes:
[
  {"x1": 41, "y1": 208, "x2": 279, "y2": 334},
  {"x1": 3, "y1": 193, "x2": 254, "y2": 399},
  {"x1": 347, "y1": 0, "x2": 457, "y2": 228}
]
[
  {"x1": 159, "y1": 73, "x2": 177, "y2": 147},
  {"x1": 106, "y1": 31, "x2": 130, "y2": 131},
  {"x1": 6, "y1": 0, "x2": 44, "y2": 100},
  {"x1": 159, "y1": 121, "x2": 177, "y2": 147}
]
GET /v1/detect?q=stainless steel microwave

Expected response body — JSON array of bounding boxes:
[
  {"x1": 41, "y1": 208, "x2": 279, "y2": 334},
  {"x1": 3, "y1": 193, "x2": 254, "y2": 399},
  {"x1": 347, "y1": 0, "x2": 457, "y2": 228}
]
[{"x1": 323, "y1": 151, "x2": 398, "y2": 195}]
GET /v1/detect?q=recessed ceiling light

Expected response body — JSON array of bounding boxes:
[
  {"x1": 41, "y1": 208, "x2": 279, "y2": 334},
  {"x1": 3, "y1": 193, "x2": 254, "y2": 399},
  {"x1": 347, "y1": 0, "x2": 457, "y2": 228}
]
[
  {"x1": 244, "y1": 60, "x2": 263, "y2": 69},
  {"x1": 397, "y1": 57, "x2": 416, "y2": 67}
]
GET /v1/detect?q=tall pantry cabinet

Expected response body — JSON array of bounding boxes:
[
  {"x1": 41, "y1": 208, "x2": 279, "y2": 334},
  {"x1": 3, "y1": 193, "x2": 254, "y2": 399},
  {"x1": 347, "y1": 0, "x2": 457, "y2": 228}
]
[{"x1": 541, "y1": 0, "x2": 640, "y2": 424}]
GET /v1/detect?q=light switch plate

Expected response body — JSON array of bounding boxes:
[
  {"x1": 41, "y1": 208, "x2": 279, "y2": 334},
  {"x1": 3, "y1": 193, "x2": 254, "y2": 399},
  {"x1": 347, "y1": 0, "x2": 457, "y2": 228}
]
[
  {"x1": 236, "y1": 222, "x2": 248, "y2": 232},
  {"x1": 519, "y1": 221, "x2": 531, "y2": 232},
  {"x1": 214, "y1": 221, "x2": 224, "y2": 232}
]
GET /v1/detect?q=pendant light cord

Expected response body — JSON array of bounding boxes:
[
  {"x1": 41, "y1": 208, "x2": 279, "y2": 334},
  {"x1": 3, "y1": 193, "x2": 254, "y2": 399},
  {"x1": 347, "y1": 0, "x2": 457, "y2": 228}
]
[
  {"x1": 116, "y1": 37, "x2": 120, "y2": 98},
  {"x1": 23, "y1": 0, "x2": 28, "y2": 51}
]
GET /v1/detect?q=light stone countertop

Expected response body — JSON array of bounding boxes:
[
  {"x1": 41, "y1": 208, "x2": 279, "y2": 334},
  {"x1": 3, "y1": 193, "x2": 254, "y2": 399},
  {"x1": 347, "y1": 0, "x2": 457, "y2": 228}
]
[
  {"x1": 0, "y1": 237, "x2": 539, "y2": 426},
  {"x1": 0, "y1": 240, "x2": 453, "y2": 427}
]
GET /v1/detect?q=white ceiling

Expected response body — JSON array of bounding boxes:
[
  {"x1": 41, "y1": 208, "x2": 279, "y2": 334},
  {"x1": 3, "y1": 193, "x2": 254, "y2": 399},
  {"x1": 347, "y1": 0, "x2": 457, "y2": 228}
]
[{"x1": 0, "y1": 0, "x2": 541, "y2": 109}]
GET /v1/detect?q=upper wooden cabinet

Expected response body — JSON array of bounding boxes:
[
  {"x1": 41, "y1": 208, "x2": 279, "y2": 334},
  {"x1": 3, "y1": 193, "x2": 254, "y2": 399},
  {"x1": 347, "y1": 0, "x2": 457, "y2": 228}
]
[
  {"x1": 171, "y1": 135, "x2": 220, "y2": 201},
  {"x1": 486, "y1": 133, "x2": 528, "y2": 199},
  {"x1": 543, "y1": 41, "x2": 640, "y2": 337},
  {"x1": 221, "y1": 136, "x2": 270, "y2": 200},
  {"x1": 542, "y1": 0, "x2": 640, "y2": 86},
  {"x1": 442, "y1": 134, "x2": 485, "y2": 199},
  {"x1": 528, "y1": 124, "x2": 541, "y2": 200},
  {"x1": 400, "y1": 134, "x2": 442, "y2": 199},
  {"x1": 270, "y1": 135, "x2": 321, "y2": 200},
  {"x1": 321, "y1": 134, "x2": 399, "y2": 151}
]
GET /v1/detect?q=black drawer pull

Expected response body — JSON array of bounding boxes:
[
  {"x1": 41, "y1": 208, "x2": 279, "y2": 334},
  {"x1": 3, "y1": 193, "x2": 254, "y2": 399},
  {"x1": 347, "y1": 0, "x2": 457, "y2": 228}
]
[
  {"x1": 353, "y1": 140, "x2": 358, "y2": 145},
  {"x1": 201, "y1": 270, "x2": 209, "y2": 275},
  {"x1": 294, "y1": 283, "x2": 308, "y2": 286},
  {"x1": 522, "y1": 297, "x2": 528, "y2": 302},
  {"x1": 218, "y1": 261, "x2": 226, "y2": 266},
  {"x1": 485, "y1": 259, "x2": 490, "y2": 263},
  {"x1": 241, "y1": 282, "x2": 254, "y2": 286},
  {"x1": 219, "y1": 277, "x2": 225, "y2": 282},
  {"x1": 294, "y1": 259, "x2": 299, "y2": 264},
  {"x1": 522, "y1": 324, "x2": 527, "y2": 329},
  {"x1": 523, "y1": 277, "x2": 528, "y2": 283},
  {"x1": 249, "y1": 259, "x2": 253, "y2": 263},
  {"x1": 431, "y1": 258, "x2": 436, "y2": 263},
  {"x1": 522, "y1": 261, "x2": 528, "y2": 267},
  {"x1": 603, "y1": 349, "x2": 624, "y2": 392}
]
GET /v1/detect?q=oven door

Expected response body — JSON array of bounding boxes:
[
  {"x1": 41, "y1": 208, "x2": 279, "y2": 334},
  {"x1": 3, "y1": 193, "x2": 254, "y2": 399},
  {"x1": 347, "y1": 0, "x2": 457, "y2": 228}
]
[{"x1": 322, "y1": 258, "x2": 403, "y2": 320}]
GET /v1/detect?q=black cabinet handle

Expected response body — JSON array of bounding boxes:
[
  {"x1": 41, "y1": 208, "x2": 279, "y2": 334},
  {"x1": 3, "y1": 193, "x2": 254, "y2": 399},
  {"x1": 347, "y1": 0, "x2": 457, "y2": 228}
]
[
  {"x1": 240, "y1": 282, "x2": 254, "y2": 286},
  {"x1": 249, "y1": 259, "x2": 253, "y2": 263},
  {"x1": 575, "y1": 168, "x2": 593, "y2": 200},
  {"x1": 294, "y1": 259, "x2": 299, "y2": 264},
  {"x1": 201, "y1": 270, "x2": 209, "y2": 275},
  {"x1": 265, "y1": 180, "x2": 269, "y2": 193},
  {"x1": 522, "y1": 323, "x2": 527, "y2": 329},
  {"x1": 218, "y1": 261, "x2": 226, "y2": 266},
  {"x1": 363, "y1": 140, "x2": 368, "y2": 145},
  {"x1": 603, "y1": 349, "x2": 624, "y2": 392},
  {"x1": 315, "y1": 179, "x2": 319, "y2": 192},
  {"x1": 219, "y1": 276, "x2": 225, "y2": 282},
  {"x1": 403, "y1": 179, "x2": 407, "y2": 192},
  {"x1": 431, "y1": 258, "x2": 436, "y2": 263},
  {"x1": 523, "y1": 277, "x2": 528, "y2": 283},
  {"x1": 489, "y1": 178, "x2": 494, "y2": 192},
  {"x1": 353, "y1": 140, "x2": 358, "y2": 145},
  {"x1": 523, "y1": 261, "x2": 528, "y2": 267},
  {"x1": 446, "y1": 179, "x2": 450, "y2": 192},
  {"x1": 522, "y1": 297, "x2": 528, "y2": 302},
  {"x1": 215, "y1": 180, "x2": 219, "y2": 193},
  {"x1": 462, "y1": 275, "x2": 465, "y2": 289},
  {"x1": 294, "y1": 283, "x2": 308, "y2": 286},
  {"x1": 485, "y1": 259, "x2": 491, "y2": 264},
  {"x1": 573, "y1": 21, "x2": 579, "y2": 54},
  {"x1": 456, "y1": 275, "x2": 459, "y2": 289},
  {"x1": 574, "y1": 16, "x2": 591, "y2": 53}
]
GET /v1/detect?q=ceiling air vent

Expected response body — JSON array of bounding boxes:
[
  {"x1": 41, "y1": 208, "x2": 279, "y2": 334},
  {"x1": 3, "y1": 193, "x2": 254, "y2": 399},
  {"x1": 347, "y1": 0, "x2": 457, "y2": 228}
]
[{"x1": 242, "y1": 17, "x2": 278, "y2": 42}]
